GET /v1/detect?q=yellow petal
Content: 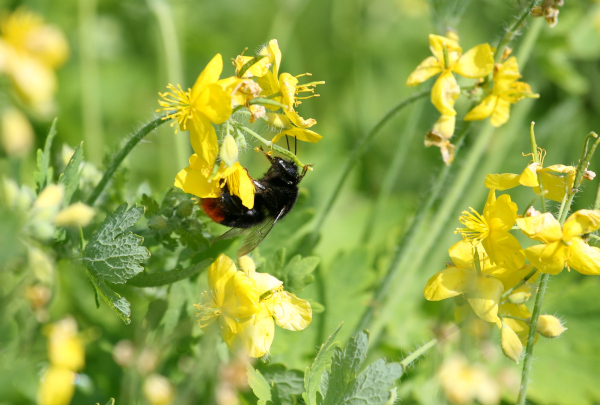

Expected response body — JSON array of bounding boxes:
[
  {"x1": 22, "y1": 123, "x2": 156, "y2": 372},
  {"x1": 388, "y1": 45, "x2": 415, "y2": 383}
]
[
  {"x1": 523, "y1": 242, "x2": 567, "y2": 275},
  {"x1": 273, "y1": 127, "x2": 322, "y2": 144},
  {"x1": 270, "y1": 291, "x2": 312, "y2": 331},
  {"x1": 248, "y1": 271, "x2": 283, "y2": 294},
  {"x1": 536, "y1": 172, "x2": 569, "y2": 202},
  {"x1": 431, "y1": 71, "x2": 460, "y2": 116},
  {"x1": 464, "y1": 95, "x2": 496, "y2": 122},
  {"x1": 191, "y1": 54, "x2": 223, "y2": 100},
  {"x1": 227, "y1": 306, "x2": 275, "y2": 358},
  {"x1": 279, "y1": 72, "x2": 298, "y2": 110},
  {"x1": 194, "y1": 83, "x2": 232, "y2": 124},
  {"x1": 222, "y1": 271, "x2": 260, "y2": 319},
  {"x1": 484, "y1": 191, "x2": 517, "y2": 232},
  {"x1": 466, "y1": 275, "x2": 503, "y2": 323},
  {"x1": 261, "y1": 39, "x2": 282, "y2": 77},
  {"x1": 519, "y1": 162, "x2": 541, "y2": 187},
  {"x1": 448, "y1": 240, "x2": 476, "y2": 268},
  {"x1": 424, "y1": 267, "x2": 470, "y2": 301},
  {"x1": 285, "y1": 109, "x2": 317, "y2": 128},
  {"x1": 484, "y1": 173, "x2": 521, "y2": 190},
  {"x1": 189, "y1": 115, "x2": 219, "y2": 168},
  {"x1": 563, "y1": 210, "x2": 600, "y2": 239},
  {"x1": 406, "y1": 56, "x2": 442, "y2": 86},
  {"x1": 489, "y1": 97, "x2": 511, "y2": 127},
  {"x1": 429, "y1": 34, "x2": 462, "y2": 67},
  {"x1": 567, "y1": 237, "x2": 600, "y2": 275},
  {"x1": 431, "y1": 114, "x2": 455, "y2": 140},
  {"x1": 483, "y1": 231, "x2": 525, "y2": 270},
  {"x1": 174, "y1": 163, "x2": 221, "y2": 198},
  {"x1": 208, "y1": 254, "x2": 239, "y2": 307},
  {"x1": 225, "y1": 163, "x2": 256, "y2": 209},
  {"x1": 453, "y1": 43, "x2": 494, "y2": 78},
  {"x1": 516, "y1": 213, "x2": 563, "y2": 243},
  {"x1": 500, "y1": 323, "x2": 523, "y2": 363},
  {"x1": 38, "y1": 367, "x2": 76, "y2": 405},
  {"x1": 499, "y1": 303, "x2": 532, "y2": 345}
]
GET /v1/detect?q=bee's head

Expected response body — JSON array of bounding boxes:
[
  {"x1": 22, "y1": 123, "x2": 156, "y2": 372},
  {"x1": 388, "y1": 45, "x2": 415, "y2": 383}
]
[{"x1": 272, "y1": 157, "x2": 300, "y2": 185}]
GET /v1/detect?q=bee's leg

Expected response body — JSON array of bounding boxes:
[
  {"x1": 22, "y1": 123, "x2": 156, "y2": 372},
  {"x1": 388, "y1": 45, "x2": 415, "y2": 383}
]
[
  {"x1": 255, "y1": 146, "x2": 275, "y2": 163},
  {"x1": 300, "y1": 164, "x2": 313, "y2": 179}
]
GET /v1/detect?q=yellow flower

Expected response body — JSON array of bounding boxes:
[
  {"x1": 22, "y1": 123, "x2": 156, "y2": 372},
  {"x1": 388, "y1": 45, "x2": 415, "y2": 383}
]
[
  {"x1": 174, "y1": 153, "x2": 255, "y2": 209},
  {"x1": 195, "y1": 255, "x2": 260, "y2": 346},
  {"x1": 485, "y1": 161, "x2": 577, "y2": 203},
  {"x1": 424, "y1": 96, "x2": 457, "y2": 165},
  {"x1": 0, "y1": 8, "x2": 69, "y2": 113},
  {"x1": 264, "y1": 111, "x2": 322, "y2": 144},
  {"x1": 455, "y1": 189, "x2": 525, "y2": 270},
  {"x1": 516, "y1": 210, "x2": 600, "y2": 275},
  {"x1": 464, "y1": 57, "x2": 539, "y2": 127},
  {"x1": 158, "y1": 54, "x2": 233, "y2": 168},
  {"x1": 234, "y1": 256, "x2": 312, "y2": 358},
  {"x1": 406, "y1": 34, "x2": 494, "y2": 115},
  {"x1": 233, "y1": 39, "x2": 281, "y2": 78},
  {"x1": 424, "y1": 240, "x2": 505, "y2": 323}
]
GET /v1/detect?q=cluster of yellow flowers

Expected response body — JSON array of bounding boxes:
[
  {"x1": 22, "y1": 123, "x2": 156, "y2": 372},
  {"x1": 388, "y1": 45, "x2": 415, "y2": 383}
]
[
  {"x1": 158, "y1": 39, "x2": 323, "y2": 210},
  {"x1": 196, "y1": 254, "x2": 312, "y2": 358},
  {"x1": 38, "y1": 318, "x2": 85, "y2": 405},
  {"x1": 406, "y1": 33, "x2": 538, "y2": 164},
  {"x1": 0, "y1": 9, "x2": 69, "y2": 157},
  {"x1": 424, "y1": 147, "x2": 596, "y2": 363}
]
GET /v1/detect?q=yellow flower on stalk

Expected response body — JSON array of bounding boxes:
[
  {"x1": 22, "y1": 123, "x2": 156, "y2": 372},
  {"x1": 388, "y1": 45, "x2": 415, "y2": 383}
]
[
  {"x1": 464, "y1": 57, "x2": 539, "y2": 127},
  {"x1": 516, "y1": 210, "x2": 600, "y2": 275},
  {"x1": 425, "y1": 98, "x2": 457, "y2": 164},
  {"x1": 174, "y1": 153, "x2": 255, "y2": 209},
  {"x1": 424, "y1": 240, "x2": 506, "y2": 323},
  {"x1": 485, "y1": 161, "x2": 578, "y2": 203},
  {"x1": 264, "y1": 111, "x2": 322, "y2": 144},
  {"x1": 158, "y1": 54, "x2": 233, "y2": 168},
  {"x1": 233, "y1": 39, "x2": 281, "y2": 78},
  {"x1": 195, "y1": 254, "x2": 260, "y2": 347},
  {"x1": 455, "y1": 189, "x2": 525, "y2": 270},
  {"x1": 235, "y1": 256, "x2": 312, "y2": 358},
  {"x1": 406, "y1": 33, "x2": 494, "y2": 115}
]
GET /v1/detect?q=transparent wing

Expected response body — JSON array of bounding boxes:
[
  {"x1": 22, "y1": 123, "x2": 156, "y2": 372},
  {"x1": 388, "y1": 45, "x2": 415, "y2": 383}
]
[
  {"x1": 215, "y1": 226, "x2": 252, "y2": 241},
  {"x1": 237, "y1": 207, "x2": 288, "y2": 257}
]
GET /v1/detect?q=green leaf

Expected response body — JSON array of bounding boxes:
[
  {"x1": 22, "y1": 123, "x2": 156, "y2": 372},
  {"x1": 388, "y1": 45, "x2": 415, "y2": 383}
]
[
  {"x1": 97, "y1": 398, "x2": 115, "y2": 405},
  {"x1": 265, "y1": 249, "x2": 319, "y2": 293},
  {"x1": 302, "y1": 323, "x2": 343, "y2": 405},
  {"x1": 141, "y1": 194, "x2": 160, "y2": 218},
  {"x1": 322, "y1": 331, "x2": 403, "y2": 405},
  {"x1": 258, "y1": 364, "x2": 304, "y2": 405},
  {"x1": 125, "y1": 259, "x2": 210, "y2": 287},
  {"x1": 247, "y1": 362, "x2": 279, "y2": 405},
  {"x1": 87, "y1": 270, "x2": 131, "y2": 324},
  {"x1": 34, "y1": 118, "x2": 58, "y2": 193},
  {"x1": 58, "y1": 141, "x2": 83, "y2": 207},
  {"x1": 83, "y1": 204, "x2": 149, "y2": 284}
]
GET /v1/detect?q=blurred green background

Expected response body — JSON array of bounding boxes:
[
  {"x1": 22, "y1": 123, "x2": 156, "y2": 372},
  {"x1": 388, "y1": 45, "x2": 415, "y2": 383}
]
[{"x1": 2, "y1": 0, "x2": 600, "y2": 404}]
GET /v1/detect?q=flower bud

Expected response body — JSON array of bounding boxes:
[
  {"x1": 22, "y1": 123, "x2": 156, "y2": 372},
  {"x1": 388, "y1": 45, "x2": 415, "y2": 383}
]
[
  {"x1": 55, "y1": 202, "x2": 95, "y2": 227},
  {"x1": 176, "y1": 200, "x2": 194, "y2": 218},
  {"x1": 584, "y1": 170, "x2": 596, "y2": 181},
  {"x1": 536, "y1": 315, "x2": 567, "y2": 338},
  {"x1": 148, "y1": 216, "x2": 168, "y2": 231},
  {"x1": 238, "y1": 255, "x2": 256, "y2": 274},
  {"x1": 34, "y1": 184, "x2": 64, "y2": 210},
  {"x1": 507, "y1": 283, "x2": 536, "y2": 304},
  {"x1": 143, "y1": 374, "x2": 175, "y2": 405},
  {"x1": 220, "y1": 134, "x2": 238, "y2": 167},
  {"x1": 501, "y1": 323, "x2": 523, "y2": 364}
]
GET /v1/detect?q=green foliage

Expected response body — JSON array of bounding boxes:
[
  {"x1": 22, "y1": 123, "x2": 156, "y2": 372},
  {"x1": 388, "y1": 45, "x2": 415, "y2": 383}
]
[
  {"x1": 247, "y1": 363, "x2": 277, "y2": 405},
  {"x1": 83, "y1": 203, "x2": 150, "y2": 323},
  {"x1": 58, "y1": 141, "x2": 83, "y2": 207},
  {"x1": 303, "y1": 324, "x2": 343, "y2": 405},
  {"x1": 33, "y1": 117, "x2": 57, "y2": 193},
  {"x1": 264, "y1": 248, "x2": 320, "y2": 294}
]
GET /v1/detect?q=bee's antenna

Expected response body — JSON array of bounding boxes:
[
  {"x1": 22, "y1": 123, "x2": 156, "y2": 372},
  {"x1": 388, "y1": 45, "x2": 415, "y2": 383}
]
[
  {"x1": 294, "y1": 136, "x2": 297, "y2": 155},
  {"x1": 285, "y1": 135, "x2": 290, "y2": 151}
]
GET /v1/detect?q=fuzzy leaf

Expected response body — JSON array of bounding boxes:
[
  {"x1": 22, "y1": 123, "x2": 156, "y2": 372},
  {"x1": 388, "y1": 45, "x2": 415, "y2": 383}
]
[
  {"x1": 58, "y1": 141, "x2": 83, "y2": 207},
  {"x1": 259, "y1": 364, "x2": 304, "y2": 405},
  {"x1": 83, "y1": 204, "x2": 150, "y2": 284},
  {"x1": 34, "y1": 118, "x2": 58, "y2": 193},
  {"x1": 87, "y1": 270, "x2": 131, "y2": 324},
  {"x1": 302, "y1": 323, "x2": 343, "y2": 405},
  {"x1": 247, "y1": 363, "x2": 279, "y2": 405}
]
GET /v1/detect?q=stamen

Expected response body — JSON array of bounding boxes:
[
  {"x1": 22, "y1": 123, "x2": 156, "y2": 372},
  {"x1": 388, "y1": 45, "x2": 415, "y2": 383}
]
[
  {"x1": 157, "y1": 83, "x2": 194, "y2": 133},
  {"x1": 455, "y1": 207, "x2": 490, "y2": 242}
]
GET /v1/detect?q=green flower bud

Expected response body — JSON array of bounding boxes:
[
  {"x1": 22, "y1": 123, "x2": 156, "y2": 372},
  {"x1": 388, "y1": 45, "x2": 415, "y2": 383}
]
[
  {"x1": 220, "y1": 134, "x2": 238, "y2": 167},
  {"x1": 148, "y1": 216, "x2": 168, "y2": 231},
  {"x1": 176, "y1": 200, "x2": 194, "y2": 218},
  {"x1": 536, "y1": 315, "x2": 567, "y2": 338}
]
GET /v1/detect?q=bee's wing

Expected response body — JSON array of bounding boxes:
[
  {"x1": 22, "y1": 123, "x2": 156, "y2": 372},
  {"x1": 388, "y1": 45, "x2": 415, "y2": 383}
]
[
  {"x1": 215, "y1": 226, "x2": 251, "y2": 241},
  {"x1": 236, "y1": 207, "x2": 288, "y2": 257}
]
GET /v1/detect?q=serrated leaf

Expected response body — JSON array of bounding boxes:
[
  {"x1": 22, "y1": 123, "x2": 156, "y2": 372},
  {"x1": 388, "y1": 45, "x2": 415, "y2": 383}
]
[
  {"x1": 281, "y1": 255, "x2": 320, "y2": 293},
  {"x1": 141, "y1": 194, "x2": 160, "y2": 218},
  {"x1": 87, "y1": 270, "x2": 131, "y2": 324},
  {"x1": 248, "y1": 362, "x2": 278, "y2": 405},
  {"x1": 98, "y1": 398, "x2": 115, "y2": 405},
  {"x1": 258, "y1": 364, "x2": 304, "y2": 405},
  {"x1": 83, "y1": 204, "x2": 149, "y2": 284},
  {"x1": 34, "y1": 118, "x2": 58, "y2": 193},
  {"x1": 322, "y1": 331, "x2": 403, "y2": 405},
  {"x1": 303, "y1": 323, "x2": 343, "y2": 405},
  {"x1": 58, "y1": 141, "x2": 83, "y2": 207}
]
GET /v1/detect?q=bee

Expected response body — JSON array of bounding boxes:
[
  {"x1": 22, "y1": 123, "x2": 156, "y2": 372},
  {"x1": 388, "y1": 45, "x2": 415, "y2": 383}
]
[{"x1": 201, "y1": 149, "x2": 309, "y2": 257}]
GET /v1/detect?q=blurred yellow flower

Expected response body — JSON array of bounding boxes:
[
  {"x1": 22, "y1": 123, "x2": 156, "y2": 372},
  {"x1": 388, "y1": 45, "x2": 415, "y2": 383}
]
[
  {"x1": 0, "y1": 106, "x2": 34, "y2": 157},
  {"x1": 438, "y1": 355, "x2": 500, "y2": 405},
  {"x1": 0, "y1": 8, "x2": 68, "y2": 114},
  {"x1": 235, "y1": 255, "x2": 312, "y2": 358},
  {"x1": 264, "y1": 111, "x2": 322, "y2": 144},
  {"x1": 516, "y1": 210, "x2": 600, "y2": 275},
  {"x1": 465, "y1": 57, "x2": 539, "y2": 127},
  {"x1": 406, "y1": 34, "x2": 494, "y2": 115},
  {"x1": 158, "y1": 54, "x2": 233, "y2": 168},
  {"x1": 485, "y1": 162, "x2": 577, "y2": 203},
  {"x1": 455, "y1": 189, "x2": 525, "y2": 270},
  {"x1": 174, "y1": 153, "x2": 255, "y2": 209},
  {"x1": 424, "y1": 240, "x2": 505, "y2": 323}
]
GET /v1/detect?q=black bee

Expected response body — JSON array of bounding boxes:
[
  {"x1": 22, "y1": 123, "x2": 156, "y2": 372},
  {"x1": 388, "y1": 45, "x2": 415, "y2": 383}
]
[{"x1": 201, "y1": 149, "x2": 309, "y2": 257}]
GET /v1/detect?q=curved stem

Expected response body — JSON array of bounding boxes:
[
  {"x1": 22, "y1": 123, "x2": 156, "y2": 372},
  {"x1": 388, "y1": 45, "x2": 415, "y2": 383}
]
[
  {"x1": 86, "y1": 114, "x2": 171, "y2": 205},
  {"x1": 495, "y1": 0, "x2": 539, "y2": 64},
  {"x1": 399, "y1": 322, "x2": 461, "y2": 372},
  {"x1": 236, "y1": 124, "x2": 307, "y2": 168},
  {"x1": 311, "y1": 89, "x2": 430, "y2": 239}
]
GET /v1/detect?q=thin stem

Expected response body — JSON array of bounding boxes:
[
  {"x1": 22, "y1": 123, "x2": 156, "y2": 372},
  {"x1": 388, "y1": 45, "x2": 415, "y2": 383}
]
[
  {"x1": 311, "y1": 89, "x2": 430, "y2": 239},
  {"x1": 516, "y1": 272, "x2": 549, "y2": 405},
  {"x1": 235, "y1": 124, "x2": 307, "y2": 168},
  {"x1": 594, "y1": 181, "x2": 600, "y2": 210},
  {"x1": 501, "y1": 267, "x2": 537, "y2": 300},
  {"x1": 500, "y1": 314, "x2": 529, "y2": 323},
  {"x1": 399, "y1": 322, "x2": 461, "y2": 372},
  {"x1": 86, "y1": 114, "x2": 171, "y2": 205},
  {"x1": 495, "y1": 0, "x2": 539, "y2": 64},
  {"x1": 530, "y1": 122, "x2": 547, "y2": 213}
]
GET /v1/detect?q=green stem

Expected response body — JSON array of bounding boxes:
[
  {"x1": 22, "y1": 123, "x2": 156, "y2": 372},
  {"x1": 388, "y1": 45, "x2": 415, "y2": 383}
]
[
  {"x1": 311, "y1": 89, "x2": 430, "y2": 239},
  {"x1": 516, "y1": 272, "x2": 549, "y2": 405},
  {"x1": 500, "y1": 267, "x2": 537, "y2": 300},
  {"x1": 86, "y1": 114, "x2": 171, "y2": 205},
  {"x1": 495, "y1": 0, "x2": 539, "y2": 64},
  {"x1": 236, "y1": 124, "x2": 307, "y2": 168},
  {"x1": 352, "y1": 120, "x2": 472, "y2": 336},
  {"x1": 399, "y1": 322, "x2": 461, "y2": 371},
  {"x1": 594, "y1": 181, "x2": 600, "y2": 210}
]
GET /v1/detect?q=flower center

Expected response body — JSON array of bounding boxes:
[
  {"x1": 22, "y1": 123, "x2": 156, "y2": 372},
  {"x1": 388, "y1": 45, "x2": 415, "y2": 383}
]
[
  {"x1": 455, "y1": 208, "x2": 490, "y2": 243},
  {"x1": 157, "y1": 83, "x2": 195, "y2": 132}
]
